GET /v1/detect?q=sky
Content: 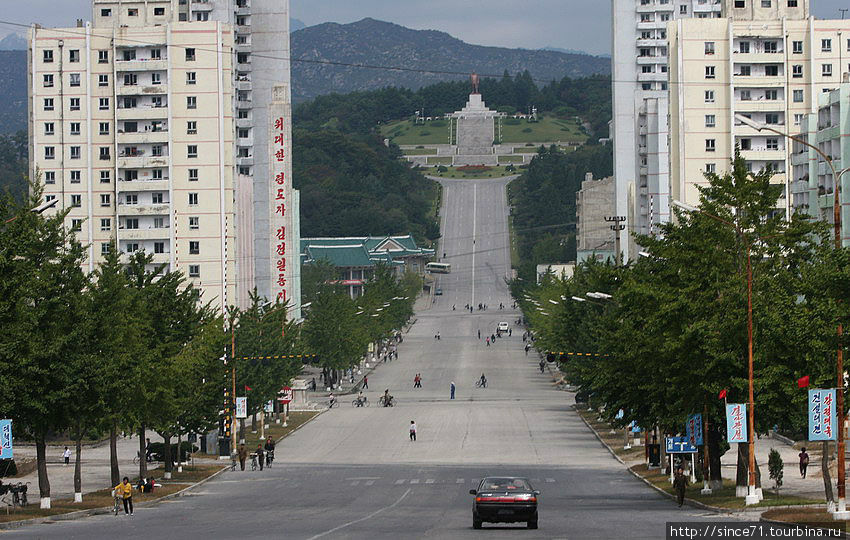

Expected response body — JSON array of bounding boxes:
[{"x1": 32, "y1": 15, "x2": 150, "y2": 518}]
[{"x1": 3, "y1": 0, "x2": 849, "y2": 56}]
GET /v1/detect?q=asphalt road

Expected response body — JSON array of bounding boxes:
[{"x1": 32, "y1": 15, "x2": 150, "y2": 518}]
[{"x1": 13, "y1": 177, "x2": 731, "y2": 539}]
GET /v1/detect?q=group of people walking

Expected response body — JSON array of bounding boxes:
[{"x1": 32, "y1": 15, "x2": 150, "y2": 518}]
[{"x1": 236, "y1": 439, "x2": 275, "y2": 472}]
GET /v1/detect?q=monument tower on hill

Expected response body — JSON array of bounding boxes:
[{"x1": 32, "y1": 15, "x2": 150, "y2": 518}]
[{"x1": 450, "y1": 73, "x2": 501, "y2": 166}]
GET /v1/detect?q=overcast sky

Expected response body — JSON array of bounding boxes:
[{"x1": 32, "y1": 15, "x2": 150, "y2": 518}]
[{"x1": 3, "y1": 0, "x2": 849, "y2": 56}]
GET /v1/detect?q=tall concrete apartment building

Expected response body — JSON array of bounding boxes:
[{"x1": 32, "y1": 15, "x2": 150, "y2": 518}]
[
  {"x1": 668, "y1": 1, "x2": 850, "y2": 220},
  {"x1": 28, "y1": 0, "x2": 300, "y2": 316},
  {"x1": 612, "y1": 0, "x2": 723, "y2": 260}
]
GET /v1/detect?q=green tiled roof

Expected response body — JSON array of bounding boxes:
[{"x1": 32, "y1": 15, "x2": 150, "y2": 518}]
[
  {"x1": 303, "y1": 244, "x2": 374, "y2": 268},
  {"x1": 301, "y1": 235, "x2": 434, "y2": 269}
]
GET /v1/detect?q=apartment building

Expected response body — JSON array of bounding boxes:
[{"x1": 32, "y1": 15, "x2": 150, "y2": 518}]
[
  {"x1": 791, "y1": 82, "x2": 850, "y2": 245},
  {"x1": 668, "y1": 1, "x2": 850, "y2": 216},
  {"x1": 28, "y1": 5, "x2": 237, "y2": 311},
  {"x1": 612, "y1": 0, "x2": 723, "y2": 259}
]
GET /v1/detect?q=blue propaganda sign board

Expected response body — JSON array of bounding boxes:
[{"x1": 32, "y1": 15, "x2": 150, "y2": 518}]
[
  {"x1": 808, "y1": 389, "x2": 837, "y2": 441},
  {"x1": 666, "y1": 436, "x2": 697, "y2": 454},
  {"x1": 0, "y1": 420, "x2": 12, "y2": 459},
  {"x1": 726, "y1": 403, "x2": 748, "y2": 444},
  {"x1": 686, "y1": 414, "x2": 703, "y2": 446}
]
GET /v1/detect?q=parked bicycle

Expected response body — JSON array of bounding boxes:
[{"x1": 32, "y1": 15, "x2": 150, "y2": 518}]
[{"x1": 0, "y1": 482, "x2": 28, "y2": 509}]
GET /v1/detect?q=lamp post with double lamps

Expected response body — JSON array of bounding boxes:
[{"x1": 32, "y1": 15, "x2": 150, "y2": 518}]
[{"x1": 736, "y1": 114, "x2": 850, "y2": 517}]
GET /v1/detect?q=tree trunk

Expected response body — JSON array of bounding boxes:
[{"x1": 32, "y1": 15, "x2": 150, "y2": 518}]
[
  {"x1": 251, "y1": 413, "x2": 256, "y2": 433},
  {"x1": 163, "y1": 434, "x2": 173, "y2": 479},
  {"x1": 658, "y1": 427, "x2": 667, "y2": 473},
  {"x1": 35, "y1": 432, "x2": 51, "y2": 509},
  {"x1": 109, "y1": 425, "x2": 120, "y2": 487},
  {"x1": 708, "y1": 420, "x2": 723, "y2": 490},
  {"x1": 239, "y1": 418, "x2": 245, "y2": 443},
  {"x1": 138, "y1": 424, "x2": 147, "y2": 480},
  {"x1": 74, "y1": 429, "x2": 82, "y2": 502},
  {"x1": 177, "y1": 433, "x2": 182, "y2": 472},
  {"x1": 736, "y1": 443, "x2": 748, "y2": 497},
  {"x1": 823, "y1": 440, "x2": 836, "y2": 508}
]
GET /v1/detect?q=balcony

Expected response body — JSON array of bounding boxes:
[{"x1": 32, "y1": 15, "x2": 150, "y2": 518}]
[
  {"x1": 191, "y1": 0, "x2": 212, "y2": 10},
  {"x1": 740, "y1": 149, "x2": 786, "y2": 161},
  {"x1": 118, "y1": 129, "x2": 169, "y2": 144},
  {"x1": 235, "y1": 42, "x2": 251, "y2": 54},
  {"x1": 119, "y1": 227, "x2": 171, "y2": 241},
  {"x1": 236, "y1": 98, "x2": 252, "y2": 108},
  {"x1": 732, "y1": 76, "x2": 784, "y2": 88},
  {"x1": 117, "y1": 106, "x2": 168, "y2": 121},
  {"x1": 117, "y1": 154, "x2": 170, "y2": 169},
  {"x1": 236, "y1": 156, "x2": 254, "y2": 166},
  {"x1": 734, "y1": 99, "x2": 784, "y2": 112},
  {"x1": 117, "y1": 203, "x2": 171, "y2": 216},
  {"x1": 117, "y1": 84, "x2": 167, "y2": 96},
  {"x1": 115, "y1": 59, "x2": 168, "y2": 72},
  {"x1": 235, "y1": 24, "x2": 251, "y2": 33},
  {"x1": 732, "y1": 50, "x2": 785, "y2": 63},
  {"x1": 236, "y1": 79, "x2": 252, "y2": 91},
  {"x1": 118, "y1": 179, "x2": 168, "y2": 191},
  {"x1": 236, "y1": 118, "x2": 252, "y2": 129}
]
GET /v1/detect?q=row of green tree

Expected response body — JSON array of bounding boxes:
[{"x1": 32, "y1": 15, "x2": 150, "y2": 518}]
[
  {"x1": 508, "y1": 143, "x2": 613, "y2": 282},
  {"x1": 513, "y1": 153, "x2": 850, "y2": 504},
  {"x1": 293, "y1": 72, "x2": 612, "y2": 138}
]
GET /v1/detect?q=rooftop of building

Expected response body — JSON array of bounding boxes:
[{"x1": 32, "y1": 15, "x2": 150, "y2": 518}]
[{"x1": 301, "y1": 235, "x2": 435, "y2": 269}]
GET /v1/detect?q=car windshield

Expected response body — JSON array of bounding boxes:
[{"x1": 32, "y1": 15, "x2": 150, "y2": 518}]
[{"x1": 481, "y1": 478, "x2": 531, "y2": 491}]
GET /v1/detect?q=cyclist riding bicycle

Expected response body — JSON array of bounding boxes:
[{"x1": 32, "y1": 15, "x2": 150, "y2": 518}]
[
  {"x1": 356, "y1": 391, "x2": 366, "y2": 407},
  {"x1": 479, "y1": 373, "x2": 487, "y2": 388},
  {"x1": 382, "y1": 389, "x2": 394, "y2": 407},
  {"x1": 328, "y1": 393, "x2": 336, "y2": 407}
]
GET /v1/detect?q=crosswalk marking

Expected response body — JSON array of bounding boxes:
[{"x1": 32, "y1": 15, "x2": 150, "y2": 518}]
[
  {"x1": 456, "y1": 478, "x2": 465, "y2": 484},
  {"x1": 365, "y1": 480, "x2": 375, "y2": 486},
  {"x1": 394, "y1": 479, "x2": 405, "y2": 485},
  {"x1": 425, "y1": 479, "x2": 435, "y2": 484},
  {"x1": 545, "y1": 478, "x2": 556, "y2": 483},
  {"x1": 350, "y1": 480, "x2": 359, "y2": 486},
  {"x1": 409, "y1": 479, "x2": 420, "y2": 484}
]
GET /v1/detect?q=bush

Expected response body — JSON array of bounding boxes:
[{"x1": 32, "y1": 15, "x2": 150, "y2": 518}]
[
  {"x1": 522, "y1": 128, "x2": 533, "y2": 133},
  {"x1": 768, "y1": 448, "x2": 783, "y2": 492},
  {"x1": 437, "y1": 166, "x2": 448, "y2": 173},
  {"x1": 0, "y1": 460, "x2": 17, "y2": 477}
]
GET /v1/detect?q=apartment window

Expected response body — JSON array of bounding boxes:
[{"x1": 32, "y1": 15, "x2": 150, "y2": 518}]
[
  {"x1": 705, "y1": 139, "x2": 716, "y2": 152},
  {"x1": 792, "y1": 41, "x2": 803, "y2": 54},
  {"x1": 705, "y1": 66, "x2": 715, "y2": 79},
  {"x1": 705, "y1": 42, "x2": 715, "y2": 55},
  {"x1": 125, "y1": 218, "x2": 139, "y2": 230},
  {"x1": 186, "y1": 72, "x2": 196, "y2": 85},
  {"x1": 44, "y1": 146, "x2": 55, "y2": 160},
  {"x1": 154, "y1": 7, "x2": 165, "y2": 15},
  {"x1": 69, "y1": 73, "x2": 80, "y2": 87},
  {"x1": 152, "y1": 169, "x2": 164, "y2": 180},
  {"x1": 739, "y1": 65, "x2": 751, "y2": 76},
  {"x1": 100, "y1": 218, "x2": 111, "y2": 231},
  {"x1": 187, "y1": 121, "x2": 197, "y2": 134},
  {"x1": 822, "y1": 63, "x2": 833, "y2": 77},
  {"x1": 237, "y1": 53, "x2": 249, "y2": 64},
  {"x1": 101, "y1": 243, "x2": 110, "y2": 256},
  {"x1": 101, "y1": 8, "x2": 111, "y2": 16},
  {"x1": 641, "y1": 65, "x2": 652, "y2": 74},
  {"x1": 660, "y1": 13, "x2": 670, "y2": 21},
  {"x1": 706, "y1": 163, "x2": 716, "y2": 174},
  {"x1": 70, "y1": 146, "x2": 81, "y2": 159},
  {"x1": 99, "y1": 122, "x2": 110, "y2": 135},
  {"x1": 43, "y1": 74, "x2": 53, "y2": 87},
  {"x1": 151, "y1": 73, "x2": 161, "y2": 85},
  {"x1": 792, "y1": 65, "x2": 803, "y2": 78},
  {"x1": 734, "y1": 0, "x2": 745, "y2": 7},
  {"x1": 125, "y1": 243, "x2": 139, "y2": 253},
  {"x1": 822, "y1": 39, "x2": 832, "y2": 52},
  {"x1": 189, "y1": 241, "x2": 200, "y2": 255},
  {"x1": 188, "y1": 168, "x2": 199, "y2": 182},
  {"x1": 188, "y1": 145, "x2": 198, "y2": 158},
  {"x1": 152, "y1": 193, "x2": 163, "y2": 204},
  {"x1": 151, "y1": 96, "x2": 163, "y2": 108},
  {"x1": 762, "y1": 41, "x2": 777, "y2": 54},
  {"x1": 71, "y1": 219, "x2": 82, "y2": 231},
  {"x1": 122, "y1": 50, "x2": 136, "y2": 62},
  {"x1": 71, "y1": 195, "x2": 82, "y2": 208},
  {"x1": 70, "y1": 122, "x2": 81, "y2": 136},
  {"x1": 788, "y1": 0, "x2": 797, "y2": 6},
  {"x1": 189, "y1": 217, "x2": 199, "y2": 230},
  {"x1": 44, "y1": 171, "x2": 55, "y2": 184},
  {"x1": 100, "y1": 147, "x2": 111, "y2": 160},
  {"x1": 739, "y1": 41, "x2": 750, "y2": 53},
  {"x1": 122, "y1": 97, "x2": 137, "y2": 109},
  {"x1": 70, "y1": 170, "x2": 81, "y2": 183},
  {"x1": 847, "y1": 39, "x2": 850, "y2": 52},
  {"x1": 765, "y1": 113, "x2": 779, "y2": 124},
  {"x1": 765, "y1": 65, "x2": 779, "y2": 76},
  {"x1": 99, "y1": 97, "x2": 109, "y2": 110},
  {"x1": 740, "y1": 138, "x2": 752, "y2": 150},
  {"x1": 185, "y1": 48, "x2": 195, "y2": 61},
  {"x1": 100, "y1": 170, "x2": 110, "y2": 183},
  {"x1": 761, "y1": 0, "x2": 771, "y2": 6},
  {"x1": 765, "y1": 89, "x2": 778, "y2": 100},
  {"x1": 793, "y1": 89, "x2": 804, "y2": 102},
  {"x1": 680, "y1": 5, "x2": 687, "y2": 13},
  {"x1": 188, "y1": 265, "x2": 200, "y2": 278},
  {"x1": 188, "y1": 193, "x2": 198, "y2": 206},
  {"x1": 150, "y1": 49, "x2": 161, "y2": 60},
  {"x1": 70, "y1": 98, "x2": 80, "y2": 111},
  {"x1": 766, "y1": 138, "x2": 779, "y2": 150},
  {"x1": 187, "y1": 96, "x2": 197, "y2": 109},
  {"x1": 238, "y1": 148, "x2": 250, "y2": 158},
  {"x1": 237, "y1": 110, "x2": 248, "y2": 119},
  {"x1": 128, "y1": 8, "x2": 138, "y2": 16},
  {"x1": 43, "y1": 49, "x2": 53, "y2": 63},
  {"x1": 44, "y1": 122, "x2": 54, "y2": 136},
  {"x1": 705, "y1": 115, "x2": 716, "y2": 128},
  {"x1": 154, "y1": 217, "x2": 166, "y2": 229},
  {"x1": 641, "y1": 83, "x2": 651, "y2": 90},
  {"x1": 98, "y1": 74, "x2": 108, "y2": 87},
  {"x1": 100, "y1": 194, "x2": 111, "y2": 207},
  {"x1": 125, "y1": 170, "x2": 138, "y2": 181},
  {"x1": 45, "y1": 195, "x2": 56, "y2": 204},
  {"x1": 98, "y1": 50, "x2": 108, "y2": 63},
  {"x1": 43, "y1": 98, "x2": 54, "y2": 111},
  {"x1": 705, "y1": 90, "x2": 715, "y2": 103},
  {"x1": 69, "y1": 49, "x2": 79, "y2": 63},
  {"x1": 238, "y1": 128, "x2": 250, "y2": 139},
  {"x1": 123, "y1": 73, "x2": 137, "y2": 86},
  {"x1": 154, "y1": 242, "x2": 165, "y2": 254},
  {"x1": 124, "y1": 193, "x2": 138, "y2": 206},
  {"x1": 794, "y1": 113, "x2": 804, "y2": 125}
]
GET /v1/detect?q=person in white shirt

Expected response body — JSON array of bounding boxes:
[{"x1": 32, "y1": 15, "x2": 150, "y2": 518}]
[
  {"x1": 63, "y1": 446, "x2": 71, "y2": 466},
  {"x1": 409, "y1": 421, "x2": 417, "y2": 442}
]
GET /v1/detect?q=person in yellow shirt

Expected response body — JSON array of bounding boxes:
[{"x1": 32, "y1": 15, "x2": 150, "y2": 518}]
[{"x1": 113, "y1": 476, "x2": 134, "y2": 515}]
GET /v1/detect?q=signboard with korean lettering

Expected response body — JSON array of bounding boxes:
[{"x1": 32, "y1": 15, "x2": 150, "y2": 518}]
[
  {"x1": 686, "y1": 413, "x2": 703, "y2": 446},
  {"x1": 725, "y1": 403, "x2": 748, "y2": 444},
  {"x1": 665, "y1": 436, "x2": 697, "y2": 454},
  {"x1": 808, "y1": 389, "x2": 837, "y2": 441},
  {"x1": 236, "y1": 397, "x2": 248, "y2": 419},
  {"x1": 0, "y1": 420, "x2": 12, "y2": 459}
]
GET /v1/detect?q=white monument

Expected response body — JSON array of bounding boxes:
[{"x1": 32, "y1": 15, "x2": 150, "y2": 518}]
[{"x1": 451, "y1": 73, "x2": 501, "y2": 166}]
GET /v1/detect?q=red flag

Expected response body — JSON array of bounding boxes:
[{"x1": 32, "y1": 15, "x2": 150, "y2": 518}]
[
  {"x1": 718, "y1": 389, "x2": 727, "y2": 399},
  {"x1": 245, "y1": 385, "x2": 252, "y2": 391},
  {"x1": 797, "y1": 376, "x2": 810, "y2": 388}
]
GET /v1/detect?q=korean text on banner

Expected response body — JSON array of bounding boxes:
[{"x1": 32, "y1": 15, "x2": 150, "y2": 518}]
[
  {"x1": 686, "y1": 413, "x2": 703, "y2": 446},
  {"x1": 236, "y1": 397, "x2": 248, "y2": 419},
  {"x1": 808, "y1": 389, "x2": 837, "y2": 441},
  {"x1": 725, "y1": 403, "x2": 747, "y2": 444},
  {"x1": 0, "y1": 420, "x2": 11, "y2": 459}
]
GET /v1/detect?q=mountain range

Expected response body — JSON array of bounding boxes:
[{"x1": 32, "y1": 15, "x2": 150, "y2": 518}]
[{"x1": 0, "y1": 18, "x2": 609, "y2": 133}]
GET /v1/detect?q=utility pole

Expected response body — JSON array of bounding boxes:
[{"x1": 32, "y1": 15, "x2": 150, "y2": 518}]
[
  {"x1": 230, "y1": 322, "x2": 237, "y2": 456},
  {"x1": 840, "y1": 8, "x2": 848, "y2": 19},
  {"x1": 605, "y1": 215, "x2": 626, "y2": 265}
]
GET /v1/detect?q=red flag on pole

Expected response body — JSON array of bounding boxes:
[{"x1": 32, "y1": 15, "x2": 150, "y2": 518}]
[
  {"x1": 718, "y1": 389, "x2": 727, "y2": 399},
  {"x1": 797, "y1": 376, "x2": 810, "y2": 388},
  {"x1": 245, "y1": 385, "x2": 252, "y2": 391}
]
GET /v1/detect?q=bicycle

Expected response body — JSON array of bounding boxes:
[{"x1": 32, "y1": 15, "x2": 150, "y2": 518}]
[
  {"x1": 475, "y1": 380, "x2": 487, "y2": 388},
  {"x1": 112, "y1": 489, "x2": 122, "y2": 516},
  {"x1": 265, "y1": 450, "x2": 274, "y2": 468},
  {"x1": 230, "y1": 454, "x2": 237, "y2": 472},
  {"x1": 328, "y1": 398, "x2": 339, "y2": 409},
  {"x1": 352, "y1": 397, "x2": 370, "y2": 407},
  {"x1": 378, "y1": 395, "x2": 395, "y2": 407},
  {"x1": 250, "y1": 453, "x2": 258, "y2": 471},
  {"x1": 133, "y1": 451, "x2": 154, "y2": 465}
]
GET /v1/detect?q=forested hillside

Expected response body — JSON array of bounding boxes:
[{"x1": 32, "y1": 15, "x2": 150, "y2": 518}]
[{"x1": 0, "y1": 131, "x2": 28, "y2": 199}]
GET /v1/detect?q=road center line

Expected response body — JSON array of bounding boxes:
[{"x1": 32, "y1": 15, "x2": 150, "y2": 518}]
[{"x1": 306, "y1": 488, "x2": 412, "y2": 540}]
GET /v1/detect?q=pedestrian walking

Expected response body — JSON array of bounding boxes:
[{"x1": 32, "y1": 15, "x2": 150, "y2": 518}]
[
  {"x1": 478, "y1": 329, "x2": 481, "y2": 339},
  {"x1": 63, "y1": 446, "x2": 71, "y2": 466},
  {"x1": 673, "y1": 467, "x2": 688, "y2": 507},
  {"x1": 113, "y1": 476, "x2": 134, "y2": 515},
  {"x1": 237, "y1": 443, "x2": 248, "y2": 471},
  {"x1": 256, "y1": 444, "x2": 265, "y2": 471},
  {"x1": 413, "y1": 374, "x2": 421, "y2": 388},
  {"x1": 409, "y1": 421, "x2": 417, "y2": 441},
  {"x1": 508, "y1": 328, "x2": 512, "y2": 337},
  {"x1": 486, "y1": 337, "x2": 490, "y2": 346},
  {"x1": 799, "y1": 447, "x2": 810, "y2": 478},
  {"x1": 450, "y1": 381, "x2": 455, "y2": 400},
  {"x1": 525, "y1": 343, "x2": 530, "y2": 355},
  {"x1": 363, "y1": 376, "x2": 368, "y2": 389}
]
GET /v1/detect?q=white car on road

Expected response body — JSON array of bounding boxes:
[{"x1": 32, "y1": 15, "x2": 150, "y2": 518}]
[{"x1": 497, "y1": 322, "x2": 509, "y2": 332}]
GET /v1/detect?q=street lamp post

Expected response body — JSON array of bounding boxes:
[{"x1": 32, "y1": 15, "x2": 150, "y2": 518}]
[
  {"x1": 672, "y1": 198, "x2": 759, "y2": 505},
  {"x1": 3, "y1": 198, "x2": 59, "y2": 224},
  {"x1": 605, "y1": 216, "x2": 626, "y2": 265},
  {"x1": 736, "y1": 114, "x2": 850, "y2": 517}
]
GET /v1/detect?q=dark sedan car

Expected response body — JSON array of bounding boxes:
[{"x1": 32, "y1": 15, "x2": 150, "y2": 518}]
[{"x1": 469, "y1": 477, "x2": 539, "y2": 529}]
